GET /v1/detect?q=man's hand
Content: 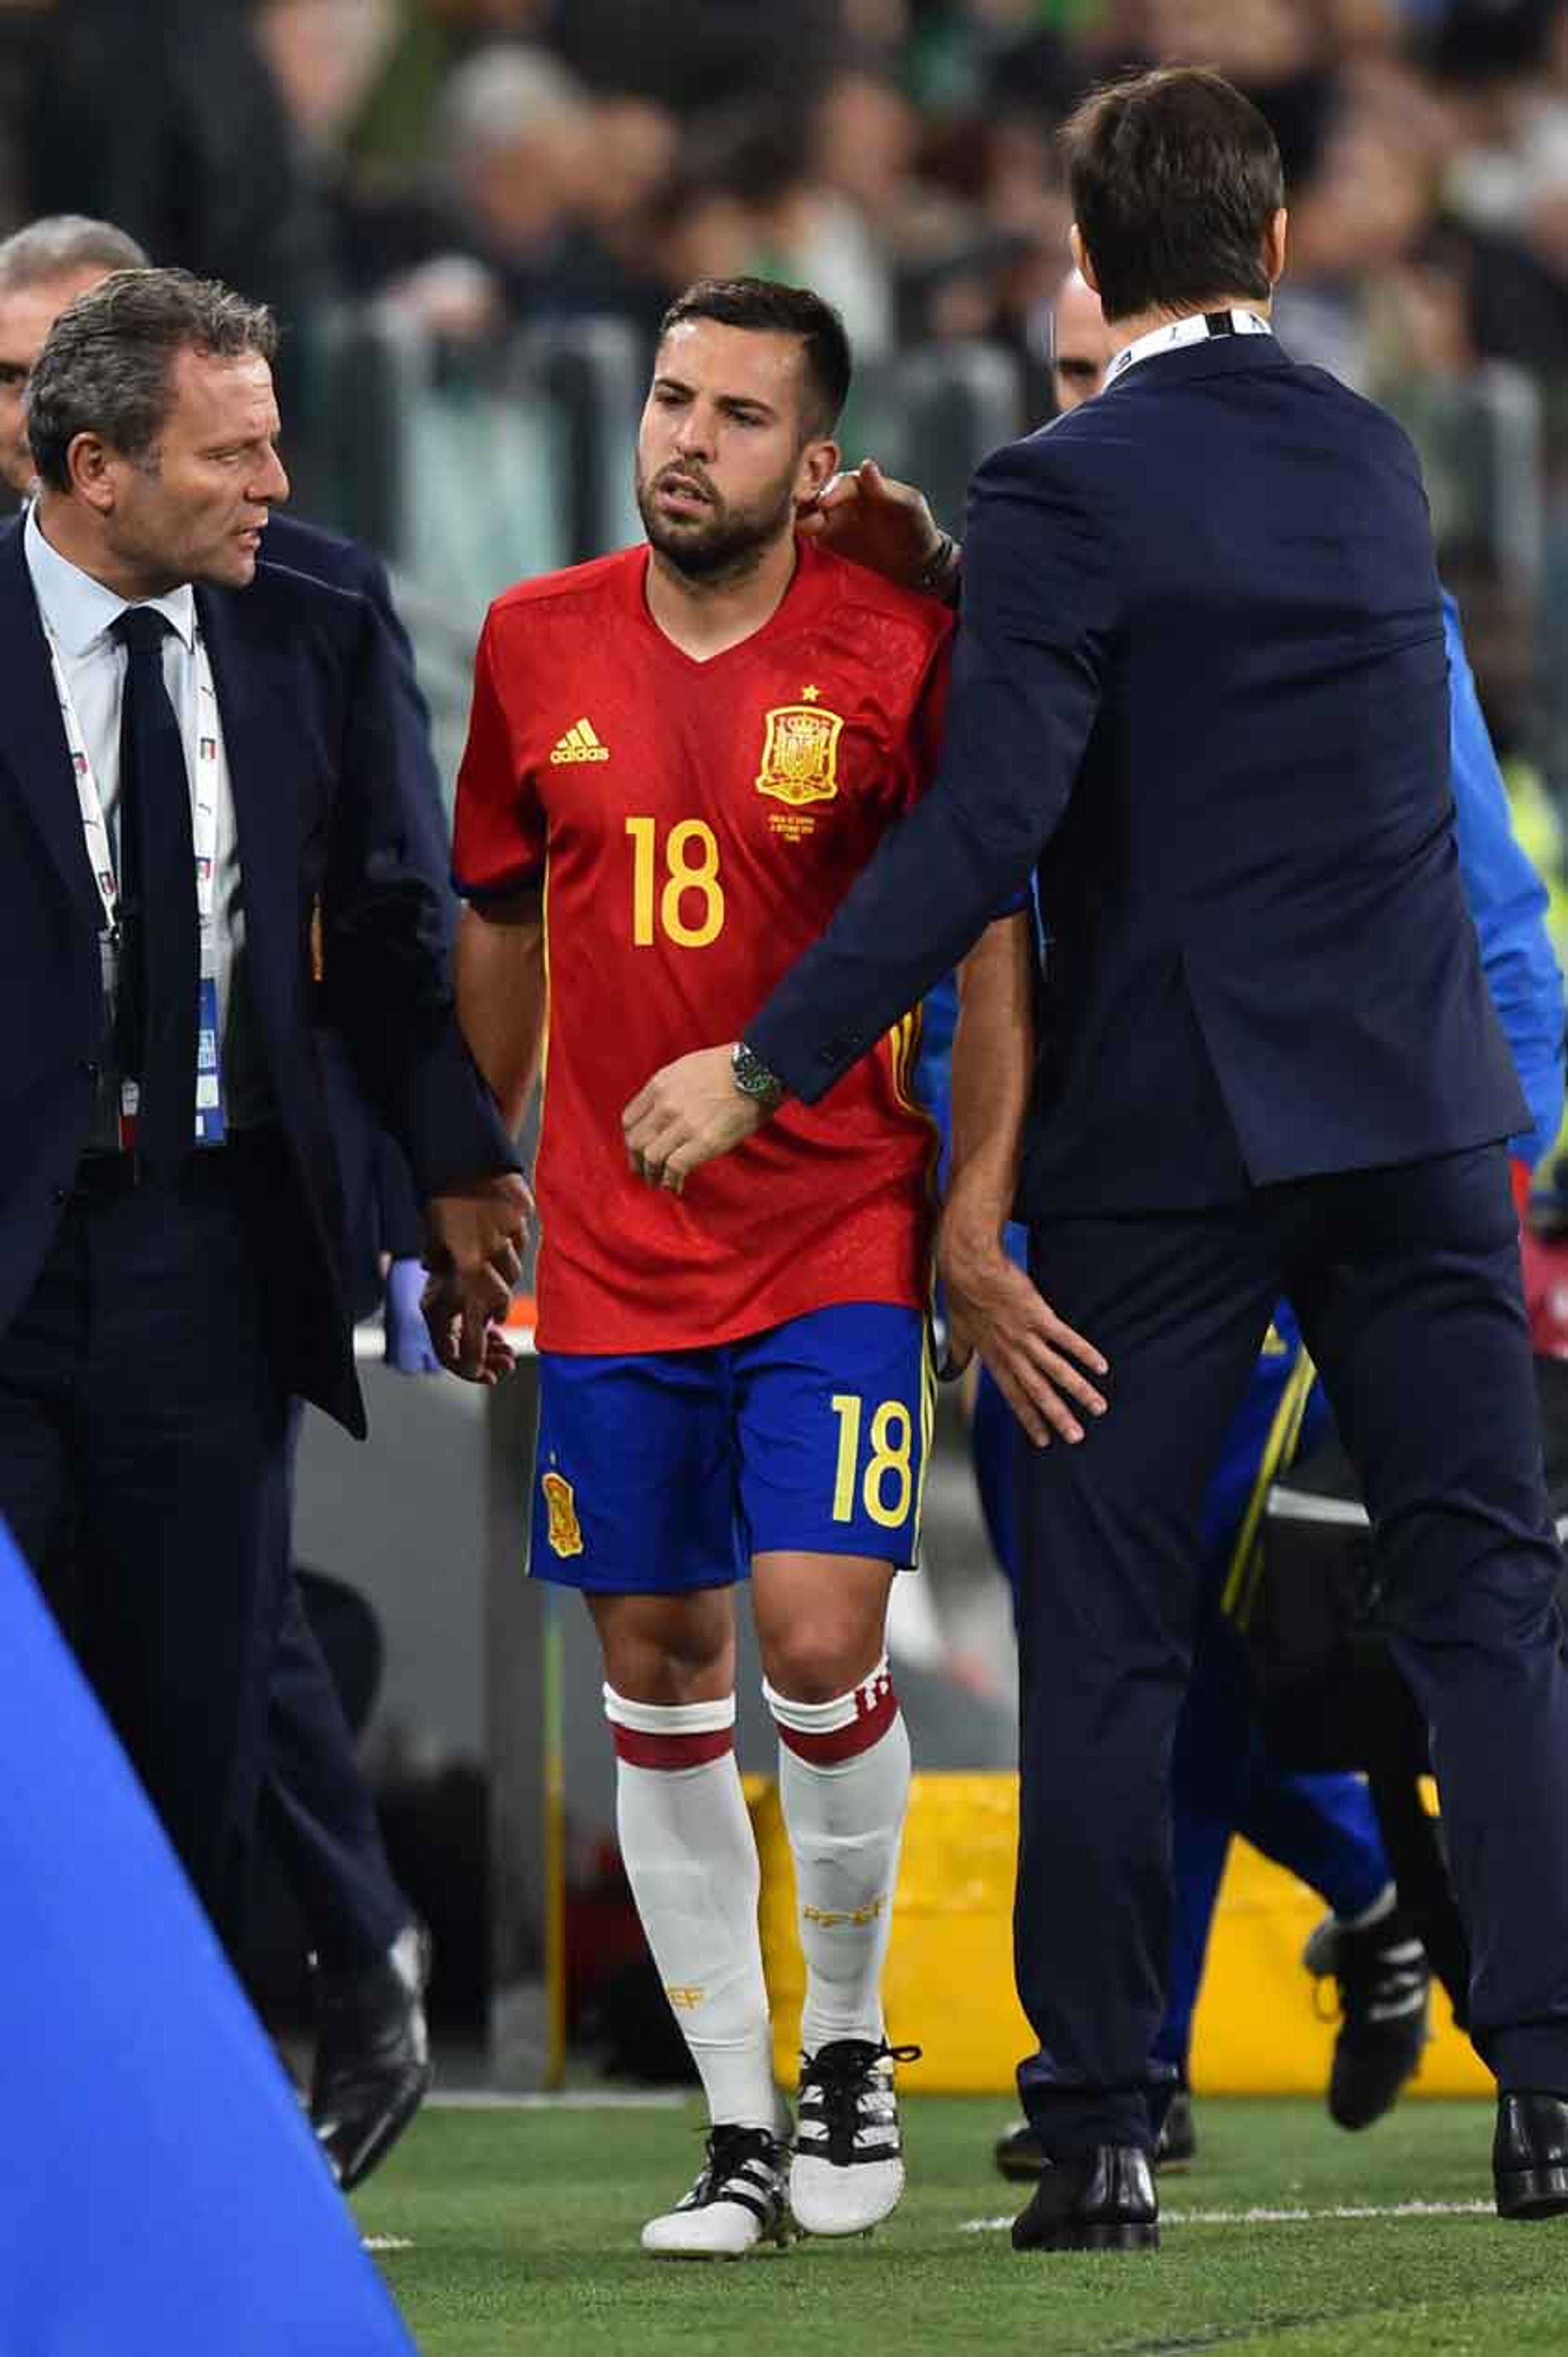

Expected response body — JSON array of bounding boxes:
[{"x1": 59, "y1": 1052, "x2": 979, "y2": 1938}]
[
  {"x1": 939, "y1": 1208, "x2": 1108, "y2": 1449},
  {"x1": 623, "y1": 1045, "x2": 768, "y2": 1192},
  {"x1": 422, "y1": 1171, "x2": 532, "y2": 1381},
  {"x1": 797, "y1": 459, "x2": 952, "y2": 593}
]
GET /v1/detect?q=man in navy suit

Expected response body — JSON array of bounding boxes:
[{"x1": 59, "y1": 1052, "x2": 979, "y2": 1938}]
[
  {"x1": 0, "y1": 265, "x2": 524, "y2": 1969},
  {"x1": 0, "y1": 214, "x2": 453, "y2": 2191},
  {"x1": 624, "y1": 68, "x2": 1568, "y2": 2243}
]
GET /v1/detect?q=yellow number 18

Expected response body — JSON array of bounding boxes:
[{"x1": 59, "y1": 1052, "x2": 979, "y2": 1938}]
[
  {"x1": 830, "y1": 1394, "x2": 914, "y2": 1530},
  {"x1": 625, "y1": 816, "x2": 725, "y2": 948}
]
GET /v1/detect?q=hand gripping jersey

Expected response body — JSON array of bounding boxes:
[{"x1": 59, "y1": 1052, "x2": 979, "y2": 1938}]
[{"x1": 453, "y1": 538, "x2": 953, "y2": 1354}]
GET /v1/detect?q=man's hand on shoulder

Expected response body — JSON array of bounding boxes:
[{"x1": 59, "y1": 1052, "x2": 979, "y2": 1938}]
[
  {"x1": 939, "y1": 1181, "x2": 1109, "y2": 1449},
  {"x1": 798, "y1": 459, "x2": 958, "y2": 601},
  {"x1": 422, "y1": 1171, "x2": 532, "y2": 1382},
  {"x1": 623, "y1": 1045, "x2": 774, "y2": 1193}
]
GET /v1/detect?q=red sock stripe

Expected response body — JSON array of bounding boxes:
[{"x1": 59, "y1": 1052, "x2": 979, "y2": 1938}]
[
  {"x1": 611, "y1": 1722, "x2": 735, "y2": 1770},
  {"x1": 776, "y1": 1680, "x2": 899, "y2": 1765}
]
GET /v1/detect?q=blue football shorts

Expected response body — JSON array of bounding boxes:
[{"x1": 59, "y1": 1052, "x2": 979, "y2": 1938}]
[{"x1": 529, "y1": 1301, "x2": 934, "y2": 1594}]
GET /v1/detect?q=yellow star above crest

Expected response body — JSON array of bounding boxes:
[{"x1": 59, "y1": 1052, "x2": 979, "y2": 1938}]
[{"x1": 800, "y1": 683, "x2": 821, "y2": 702}]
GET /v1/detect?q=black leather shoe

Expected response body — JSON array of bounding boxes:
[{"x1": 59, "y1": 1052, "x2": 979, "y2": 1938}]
[
  {"x1": 1011, "y1": 2146, "x2": 1159, "y2": 2252},
  {"x1": 995, "y1": 2091, "x2": 1196, "y2": 2181},
  {"x1": 311, "y1": 1921, "x2": 433, "y2": 2193},
  {"x1": 994, "y1": 2119, "x2": 1045, "y2": 2181},
  {"x1": 1156, "y1": 2087, "x2": 1196, "y2": 2170},
  {"x1": 1494, "y1": 2092, "x2": 1568, "y2": 2220}
]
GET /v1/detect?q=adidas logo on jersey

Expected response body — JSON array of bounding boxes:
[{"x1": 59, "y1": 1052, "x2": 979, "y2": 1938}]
[{"x1": 550, "y1": 717, "x2": 610, "y2": 764}]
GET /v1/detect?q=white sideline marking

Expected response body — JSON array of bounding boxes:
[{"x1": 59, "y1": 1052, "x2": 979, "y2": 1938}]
[
  {"x1": 426, "y1": 2089, "x2": 686, "y2": 2112},
  {"x1": 960, "y1": 2198, "x2": 1493, "y2": 2232},
  {"x1": 363, "y1": 2236, "x2": 415, "y2": 2252}
]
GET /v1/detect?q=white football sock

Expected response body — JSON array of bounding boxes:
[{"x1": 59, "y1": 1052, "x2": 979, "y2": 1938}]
[
  {"x1": 605, "y1": 1685, "x2": 778, "y2": 2131},
  {"x1": 764, "y1": 1660, "x2": 911, "y2": 2056}
]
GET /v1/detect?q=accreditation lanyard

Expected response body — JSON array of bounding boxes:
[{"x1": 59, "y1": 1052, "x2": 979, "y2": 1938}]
[
  {"x1": 44, "y1": 617, "x2": 227, "y2": 1149},
  {"x1": 1104, "y1": 307, "x2": 1273, "y2": 388}
]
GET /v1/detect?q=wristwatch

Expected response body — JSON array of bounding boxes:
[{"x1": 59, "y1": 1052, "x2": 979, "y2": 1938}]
[
  {"x1": 731, "y1": 1039, "x2": 785, "y2": 1109},
  {"x1": 914, "y1": 529, "x2": 962, "y2": 605}
]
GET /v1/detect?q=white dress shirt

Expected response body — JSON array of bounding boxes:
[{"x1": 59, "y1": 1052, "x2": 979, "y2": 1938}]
[{"x1": 23, "y1": 503, "x2": 271, "y2": 1144}]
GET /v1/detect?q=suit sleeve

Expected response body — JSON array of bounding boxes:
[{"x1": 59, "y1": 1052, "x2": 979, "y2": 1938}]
[
  {"x1": 352, "y1": 547, "x2": 452, "y2": 927},
  {"x1": 1446, "y1": 593, "x2": 1566, "y2": 1166},
  {"x1": 319, "y1": 599, "x2": 519, "y2": 1194},
  {"x1": 747, "y1": 435, "x2": 1115, "y2": 1102},
  {"x1": 335, "y1": 546, "x2": 464, "y2": 1215},
  {"x1": 452, "y1": 610, "x2": 546, "y2": 899}
]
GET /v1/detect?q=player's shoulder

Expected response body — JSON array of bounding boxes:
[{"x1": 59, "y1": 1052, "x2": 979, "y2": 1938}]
[
  {"x1": 485, "y1": 546, "x2": 641, "y2": 629},
  {"x1": 807, "y1": 542, "x2": 953, "y2": 659}
]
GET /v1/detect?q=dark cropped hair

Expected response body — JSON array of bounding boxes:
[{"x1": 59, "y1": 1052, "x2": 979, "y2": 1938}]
[
  {"x1": 657, "y1": 276, "x2": 851, "y2": 438},
  {"x1": 1060, "y1": 68, "x2": 1284, "y2": 323},
  {"x1": 25, "y1": 267, "x2": 277, "y2": 493}
]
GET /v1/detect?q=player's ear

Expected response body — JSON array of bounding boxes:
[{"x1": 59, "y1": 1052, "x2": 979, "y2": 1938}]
[{"x1": 796, "y1": 436, "x2": 840, "y2": 505}]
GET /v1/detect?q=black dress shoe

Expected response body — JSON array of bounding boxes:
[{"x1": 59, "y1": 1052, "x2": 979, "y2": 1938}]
[
  {"x1": 995, "y1": 2090, "x2": 1196, "y2": 2182},
  {"x1": 1156, "y1": 2086, "x2": 1196, "y2": 2170},
  {"x1": 1011, "y1": 2146, "x2": 1159, "y2": 2252},
  {"x1": 1494, "y1": 2092, "x2": 1568, "y2": 2220},
  {"x1": 311, "y1": 1921, "x2": 433, "y2": 2193}
]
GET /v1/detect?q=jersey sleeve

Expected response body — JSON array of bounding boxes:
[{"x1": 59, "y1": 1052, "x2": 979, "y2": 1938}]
[{"x1": 451, "y1": 609, "x2": 546, "y2": 900}]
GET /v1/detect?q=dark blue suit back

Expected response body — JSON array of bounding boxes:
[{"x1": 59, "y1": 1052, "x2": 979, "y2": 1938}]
[
  {"x1": 1021, "y1": 336, "x2": 1524, "y2": 1205},
  {"x1": 749, "y1": 336, "x2": 1528, "y2": 1211}
]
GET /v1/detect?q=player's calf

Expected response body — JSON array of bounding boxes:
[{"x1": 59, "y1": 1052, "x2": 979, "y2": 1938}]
[
  {"x1": 764, "y1": 1658, "x2": 915, "y2": 2233},
  {"x1": 604, "y1": 1685, "x2": 788, "y2": 2250}
]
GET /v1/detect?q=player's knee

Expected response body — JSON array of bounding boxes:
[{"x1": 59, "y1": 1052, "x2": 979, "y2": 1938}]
[
  {"x1": 596, "y1": 1626, "x2": 729, "y2": 1706},
  {"x1": 761, "y1": 1622, "x2": 882, "y2": 1706}
]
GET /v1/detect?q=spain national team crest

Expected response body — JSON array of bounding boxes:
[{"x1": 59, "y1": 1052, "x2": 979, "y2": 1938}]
[
  {"x1": 755, "y1": 699, "x2": 844, "y2": 809},
  {"x1": 541, "y1": 1470, "x2": 584, "y2": 1558}
]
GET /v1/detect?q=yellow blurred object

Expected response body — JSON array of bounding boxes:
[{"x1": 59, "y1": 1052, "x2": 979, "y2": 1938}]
[{"x1": 748, "y1": 1771, "x2": 1490, "y2": 2097}]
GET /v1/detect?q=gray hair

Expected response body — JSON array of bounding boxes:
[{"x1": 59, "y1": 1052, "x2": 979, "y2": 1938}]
[
  {"x1": 439, "y1": 42, "x2": 588, "y2": 158},
  {"x1": 25, "y1": 268, "x2": 277, "y2": 493},
  {"x1": 0, "y1": 214, "x2": 149, "y2": 294}
]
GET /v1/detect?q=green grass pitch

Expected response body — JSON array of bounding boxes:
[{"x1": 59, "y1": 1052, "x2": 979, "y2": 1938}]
[{"x1": 353, "y1": 2094, "x2": 1568, "y2": 2355}]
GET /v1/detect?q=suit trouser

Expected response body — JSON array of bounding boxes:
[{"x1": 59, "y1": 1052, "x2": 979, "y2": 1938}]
[
  {"x1": 1158, "y1": 1606, "x2": 1388, "y2": 2074},
  {"x1": 0, "y1": 1148, "x2": 290, "y2": 1947},
  {"x1": 1015, "y1": 1143, "x2": 1568, "y2": 2154},
  {"x1": 259, "y1": 1427, "x2": 410, "y2": 1969}
]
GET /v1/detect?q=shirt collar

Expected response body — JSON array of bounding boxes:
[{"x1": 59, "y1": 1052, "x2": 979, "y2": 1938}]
[
  {"x1": 23, "y1": 500, "x2": 197, "y2": 657},
  {"x1": 1105, "y1": 307, "x2": 1273, "y2": 389}
]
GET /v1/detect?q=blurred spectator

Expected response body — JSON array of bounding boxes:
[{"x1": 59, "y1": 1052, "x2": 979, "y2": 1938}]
[
  {"x1": 1276, "y1": 96, "x2": 1445, "y2": 387},
  {"x1": 23, "y1": 0, "x2": 319, "y2": 329},
  {"x1": 799, "y1": 68, "x2": 917, "y2": 358}
]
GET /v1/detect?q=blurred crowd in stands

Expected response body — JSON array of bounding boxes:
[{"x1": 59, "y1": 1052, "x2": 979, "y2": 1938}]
[
  {"x1": 3, "y1": 0, "x2": 1568, "y2": 992},
  {"x1": 7, "y1": 3, "x2": 1568, "y2": 397}
]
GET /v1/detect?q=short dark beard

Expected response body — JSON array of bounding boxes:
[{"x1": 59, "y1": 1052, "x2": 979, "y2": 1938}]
[{"x1": 635, "y1": 470, "x2": 798, "y2": 588}]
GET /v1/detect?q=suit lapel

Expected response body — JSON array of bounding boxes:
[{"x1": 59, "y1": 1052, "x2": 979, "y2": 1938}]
[{"x1": 0, "y1": 522, "x2": 103, "y2": 927}]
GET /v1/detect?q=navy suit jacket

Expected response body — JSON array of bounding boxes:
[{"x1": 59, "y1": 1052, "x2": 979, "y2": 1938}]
[
  {"x1": 264, "y1": 512, "x2": 438, "y2": 1316},
  {"x1": 748, "y1": 334, "x2": 1528, "y2": 1214},
  {"x1": 0, "y1": 517, "x2": 513, "y2": 1431}
]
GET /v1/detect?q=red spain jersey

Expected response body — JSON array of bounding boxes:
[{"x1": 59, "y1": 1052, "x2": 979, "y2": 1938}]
[{"x1": 452, "y1": 537, "x2": 953, "y2": 1354}]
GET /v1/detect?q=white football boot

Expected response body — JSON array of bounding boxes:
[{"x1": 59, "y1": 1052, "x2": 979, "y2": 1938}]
[
  {"x1": 641, "y1": 2123, "x2": 793, "y2": 2259},
  {"x1": 791, "y1": 2039, "x2": 919, "y2": 2237}
]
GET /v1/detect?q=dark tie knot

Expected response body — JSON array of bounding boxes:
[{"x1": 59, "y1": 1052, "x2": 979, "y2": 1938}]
[{"x1": 111, "y1": 606, "x2": 173, "y2": 659}]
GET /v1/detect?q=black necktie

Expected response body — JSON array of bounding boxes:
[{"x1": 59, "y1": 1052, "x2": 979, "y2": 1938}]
[{"x1": 111, "y1": 607, "x2": 198, "y2": 1178}]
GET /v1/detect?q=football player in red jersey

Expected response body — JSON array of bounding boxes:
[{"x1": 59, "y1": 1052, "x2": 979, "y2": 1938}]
[{"x1": 439, "y1": 279, "x2": 1036, "y2": 2257}]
